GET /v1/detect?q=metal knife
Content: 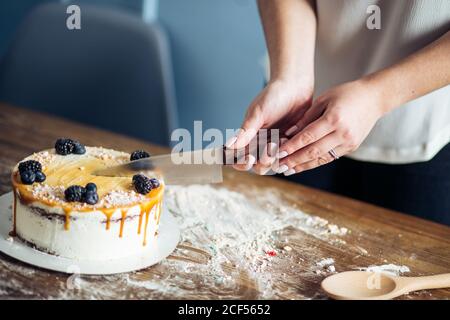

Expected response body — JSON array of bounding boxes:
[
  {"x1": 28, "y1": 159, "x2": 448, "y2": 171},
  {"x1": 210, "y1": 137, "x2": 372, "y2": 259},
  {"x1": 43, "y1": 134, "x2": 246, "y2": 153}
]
[{"x1": 92, "y1": 146, "x2": 250, "y2": 185}]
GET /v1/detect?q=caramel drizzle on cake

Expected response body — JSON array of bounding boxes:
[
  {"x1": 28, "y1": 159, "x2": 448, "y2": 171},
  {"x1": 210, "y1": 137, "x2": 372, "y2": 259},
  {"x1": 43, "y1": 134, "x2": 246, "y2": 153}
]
[
  {"x1": 11, "y1": 177, "x2": 164, "y2": 245},
  {"x1": 120, "y1": 209, "x2": 127, "y2": 237}
]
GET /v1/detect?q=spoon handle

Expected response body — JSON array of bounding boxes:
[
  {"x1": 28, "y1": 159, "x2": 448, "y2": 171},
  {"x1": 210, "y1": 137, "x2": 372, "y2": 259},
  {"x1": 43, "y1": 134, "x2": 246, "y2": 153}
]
[{"x1": 404, "y1": 273, "x2": 450, "y2": 291}]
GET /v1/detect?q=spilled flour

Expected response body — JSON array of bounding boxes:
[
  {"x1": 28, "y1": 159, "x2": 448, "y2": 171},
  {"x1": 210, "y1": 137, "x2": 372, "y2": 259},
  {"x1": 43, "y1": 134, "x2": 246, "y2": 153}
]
[
  {"x1": 359, "y1": 264, "x2": 410, "y2": 277},
  {"x1": 122, "y1": 185, "x2": 351, "y2": 298},
  {"x1": 315, "y1": 258, "x2": 336, "y2": 275},
  {"x1": 0, "y1": 184, "x2": 421, "y2": 299}
]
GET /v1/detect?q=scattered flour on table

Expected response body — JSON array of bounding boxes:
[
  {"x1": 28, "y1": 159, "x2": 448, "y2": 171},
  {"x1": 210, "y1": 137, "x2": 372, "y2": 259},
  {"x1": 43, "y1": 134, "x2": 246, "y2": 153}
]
[
  {"x1": 0, "y1": 185, "x2": 415, "y2": 299},
  {"x1": 358, "y1": 264, "x2": 410, "y2": 276},
  {"x1": 316, "y1": 258, "x2": 335, "y2": 268},
  {"x1": 315, "y1": 258, "x2": 336, "y2": 275},
  {"x1": 124, "y1": 185, "x2": 350, "y2": 298},
  {"x1": 0, "y1": 184, "x2": 350, "y2": 299}
]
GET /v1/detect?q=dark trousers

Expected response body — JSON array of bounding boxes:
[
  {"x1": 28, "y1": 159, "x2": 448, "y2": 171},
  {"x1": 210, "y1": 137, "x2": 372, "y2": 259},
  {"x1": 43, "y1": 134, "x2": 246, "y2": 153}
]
[{"x1": 282, "y1": 144, "x2": 450, "y2": 226}]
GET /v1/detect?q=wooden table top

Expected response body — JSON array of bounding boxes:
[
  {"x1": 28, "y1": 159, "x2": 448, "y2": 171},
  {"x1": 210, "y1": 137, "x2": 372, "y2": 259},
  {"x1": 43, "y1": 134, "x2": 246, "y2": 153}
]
[{"x1": 0, "y1": 103, "x2": 449, "y2": 300}]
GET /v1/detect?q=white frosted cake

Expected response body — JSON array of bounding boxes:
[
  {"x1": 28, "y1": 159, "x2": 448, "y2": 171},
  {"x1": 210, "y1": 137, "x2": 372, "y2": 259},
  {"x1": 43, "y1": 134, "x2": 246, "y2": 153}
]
[{"x1": 10, "y1": 139, "x2": 164, "y2": 261}]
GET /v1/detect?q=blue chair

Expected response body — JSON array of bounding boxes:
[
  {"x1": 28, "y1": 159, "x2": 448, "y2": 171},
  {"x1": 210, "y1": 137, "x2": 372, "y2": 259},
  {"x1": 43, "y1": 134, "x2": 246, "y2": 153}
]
[{"x1": 0, "y1": 2, "x2": 178, "y2": 146}]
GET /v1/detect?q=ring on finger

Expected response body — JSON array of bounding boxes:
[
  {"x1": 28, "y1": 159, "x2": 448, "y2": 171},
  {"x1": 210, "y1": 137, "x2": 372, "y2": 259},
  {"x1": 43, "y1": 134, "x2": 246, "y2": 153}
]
[{"x1": 328, "y1": 148, "x2": 339, "y2": 160}]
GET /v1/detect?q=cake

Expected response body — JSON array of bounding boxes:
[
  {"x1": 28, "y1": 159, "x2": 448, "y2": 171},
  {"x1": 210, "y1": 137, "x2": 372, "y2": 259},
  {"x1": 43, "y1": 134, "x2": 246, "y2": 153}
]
[{"x1": 10, "y1": 139, "x2": 164, "y2": 261}]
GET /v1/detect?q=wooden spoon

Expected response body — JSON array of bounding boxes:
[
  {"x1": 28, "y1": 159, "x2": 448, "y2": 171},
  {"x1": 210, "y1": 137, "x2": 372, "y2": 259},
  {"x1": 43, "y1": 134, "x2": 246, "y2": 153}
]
[{"x1": 321, "y1": 271, "x2": 450, "y2": 300}]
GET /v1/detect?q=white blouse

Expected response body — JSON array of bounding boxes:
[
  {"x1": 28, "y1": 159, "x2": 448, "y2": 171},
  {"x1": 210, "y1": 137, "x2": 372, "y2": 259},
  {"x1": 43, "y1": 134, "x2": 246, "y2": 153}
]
[{"x1": 315, "y1": 0, "x2": 450, "y2": 164}]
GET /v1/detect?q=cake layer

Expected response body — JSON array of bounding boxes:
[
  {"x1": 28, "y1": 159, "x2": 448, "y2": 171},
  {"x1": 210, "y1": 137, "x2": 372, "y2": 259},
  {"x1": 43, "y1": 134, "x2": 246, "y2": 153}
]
[{"x1": 15, "y1": 199, "x2": 160, "y2": 260}]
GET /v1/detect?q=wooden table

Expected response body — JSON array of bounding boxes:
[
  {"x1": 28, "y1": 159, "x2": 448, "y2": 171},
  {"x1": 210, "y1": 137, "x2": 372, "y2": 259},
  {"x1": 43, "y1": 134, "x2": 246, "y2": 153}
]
[{"x1": 0, "y1": 103, "x2": 449, "y2": 300}]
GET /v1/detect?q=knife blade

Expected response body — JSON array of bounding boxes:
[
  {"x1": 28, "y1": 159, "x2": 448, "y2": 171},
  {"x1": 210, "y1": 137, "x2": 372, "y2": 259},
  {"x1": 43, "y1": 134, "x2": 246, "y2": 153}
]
[
  {"x1": 92, "y1": 131, "x2": 278, "y2": 185},
  {"x1": 92, "y1": 146, "x2": 243, "y2": 185}
]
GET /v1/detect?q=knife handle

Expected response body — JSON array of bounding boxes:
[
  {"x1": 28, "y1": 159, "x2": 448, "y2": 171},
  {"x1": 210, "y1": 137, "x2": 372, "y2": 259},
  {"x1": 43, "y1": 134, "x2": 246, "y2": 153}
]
[
  {"x1": 222, "y1": 146, "x2": 244, "y2": 165},
  {"x1": 220, "y1": 130, "x2": 282, "y2": 165},
  {"x1": 221, "y1": 142, "x2": 267, "y2": 165}
]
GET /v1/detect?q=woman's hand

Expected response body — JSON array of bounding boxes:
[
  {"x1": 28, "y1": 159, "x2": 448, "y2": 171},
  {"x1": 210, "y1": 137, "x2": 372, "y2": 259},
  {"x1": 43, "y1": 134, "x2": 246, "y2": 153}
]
[
  {"x1": 231, "y1": 0, "x2": 317, "y2": 173},
  {"x1": 275, "y1": 79, "x2": 387, "y2": 175},
  {"x1": 229, "y1": 77, "x2": 313, "y2": 172}
]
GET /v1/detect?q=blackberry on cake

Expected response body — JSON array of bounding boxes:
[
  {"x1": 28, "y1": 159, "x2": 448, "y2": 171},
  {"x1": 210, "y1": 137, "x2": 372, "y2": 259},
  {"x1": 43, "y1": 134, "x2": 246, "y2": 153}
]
[
  {"x1": 150, "y1": 178, "x2": 160, "y2": 189},
  {"x1": 132, "y1": 174, "x2": 153, "y2": 195},
  {"x1": 85, "y1": 182, "x2": 97, "y2": 192},
  {"x1": 130, "y1": 150, "x2": 150, "y2": 161},
  {"x1": 20, "y1": 170, "x2": 35, "y2": 185},
  {"x1": 55, "y1": 138, "x2": 86, "y2": 155},
  {"x1": 64, "y1": 185, "x2": 86, "y2": 202},
  {"x1": 34, "y1": 171, "x2": 46, "y2": 183},
  {"x1": 85, "y1": 191, "x2": 99, "y2": 205},
  {"x1": 73, "y1": 141, "x2": 86, "y2": 155},
  {"x1": 55, "y1": 138, "x2": 75, "y2": 155},
  {"x1": 18, "y1": 160, "x2": 42, "y2": 174}
]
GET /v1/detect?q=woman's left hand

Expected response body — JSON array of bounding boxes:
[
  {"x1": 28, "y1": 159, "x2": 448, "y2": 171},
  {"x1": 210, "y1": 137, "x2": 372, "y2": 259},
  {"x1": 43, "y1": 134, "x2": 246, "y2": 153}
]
[{"x1": 275, "y1": 79, "x2": 387, "y2": 176}]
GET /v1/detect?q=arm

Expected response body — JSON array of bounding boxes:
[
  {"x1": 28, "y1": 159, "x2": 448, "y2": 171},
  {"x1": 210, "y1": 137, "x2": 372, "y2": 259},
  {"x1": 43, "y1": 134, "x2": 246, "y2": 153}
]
[
  {"x1": 276, "y1": 31, "x2": 450, "y2": 175},
  {"x1": 258, "y1": 0, "x2": 316, "y2": 82},
  {"x1": 230, "y1": 0, "x2": 317, "y2": 151},
  {"x1": 231, "y1": 0, "x2": 317, "y2": 173},
  {"x1": 368, "y1": 31, "x2": 450, "y2": 114}
]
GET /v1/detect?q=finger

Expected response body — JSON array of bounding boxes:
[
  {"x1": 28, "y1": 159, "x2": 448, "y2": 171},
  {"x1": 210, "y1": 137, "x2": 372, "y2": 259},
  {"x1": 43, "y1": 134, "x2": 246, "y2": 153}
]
[
  {"x1": 232, "y1": 154, "x2": 256, "y2": 171},
  {"x1": 285, "y1": 102, "x2": 326, "y2": 137},
  {"x1": 276, "y1": 115, "x2": 335, "y2": 160},
  {"x1": 252, "y1": 162, "x2": 273, "y2": 175},
  {"x1": 229, "y1": 105, "x2": 265, "y2": 149},
  {"x1": 246, "y1": 142, "x2": 278, "y2": 174},
  {"x1": 257, "y1": 142, "x2": 278, "y2": 167},
  {"x1": 284, "y1": 145, "x2": 346, "y2": 176},
  {"x1": 268, "y1": 138, "x2": 288, "y2": 173},
  {"x1": 225, "y1": 128, "x2": 243, "y2": 148},
  {"x1": 278, "y1": 132, "x2": 341, "y2": 170},
  {"x1": 280, "y1": 137, "x2": 288, "y2": 145}
]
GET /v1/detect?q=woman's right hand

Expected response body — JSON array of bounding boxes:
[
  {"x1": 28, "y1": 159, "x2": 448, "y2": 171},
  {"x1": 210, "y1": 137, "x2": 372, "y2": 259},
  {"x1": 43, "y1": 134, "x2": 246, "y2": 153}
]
[{"x1": 229, "y1": 77, "x2": 313, "y2": 173}]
